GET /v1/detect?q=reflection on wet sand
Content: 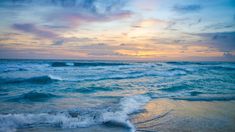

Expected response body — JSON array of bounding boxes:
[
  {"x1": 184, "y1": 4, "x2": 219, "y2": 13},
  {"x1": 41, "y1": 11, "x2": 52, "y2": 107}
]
[{"x1": 132, "y1": 99, "x2": 235, "y2": 132}]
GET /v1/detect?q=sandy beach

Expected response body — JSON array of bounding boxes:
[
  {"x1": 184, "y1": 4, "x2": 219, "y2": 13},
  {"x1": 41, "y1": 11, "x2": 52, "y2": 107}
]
[{"x1": 132, "y1": 99, "x2": 235, "y2": 132}]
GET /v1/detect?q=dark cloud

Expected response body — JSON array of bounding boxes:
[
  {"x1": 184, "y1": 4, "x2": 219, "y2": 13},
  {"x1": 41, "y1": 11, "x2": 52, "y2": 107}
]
[
  {"x1": 12, "y1": 23, "x2": 59, "y2": 39},
  {"x1": 188, "y1": 18, "x2": 202, "y2": 27},
  {"x1": 223, "y1": 52, "x2": 235, "y2": 61},
  {"x1": 195, "y1": 31, "x2": 235, "y2": 52},
  {"x1": 12, "y1": 23, "x2": 95, "y2": 45},
  {"x1": 1, "y1": 0, "x2": 131, "y2": 25},
  {"x1": 202, "y1": 23, "x2": 234, "y2": 31},
  {"x1": 165, "y1": 21, "x2": 177, "y2": 30},
  {"x1": 53, "y1": 40, "x2": 64, "y2": 45},
  {"x1": 52, "y1": 37, "x2": 95, "y2": 45},
  {"x1": 43, "y1": 25, "x2": 70, "y2": 29},
  {"x1": 223, "y1": 52, "x2": 235, "y2": 58},
  {"x1": 173, "y1": 4, "x2": 202, "y2": 13},
  {"x1": 0, "y1": 0, "x2": 125, "y2": 11}
]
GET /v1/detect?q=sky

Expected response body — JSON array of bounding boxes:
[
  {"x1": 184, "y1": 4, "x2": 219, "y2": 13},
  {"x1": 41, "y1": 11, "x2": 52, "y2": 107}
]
[{"x1": 0, "y1": 0, "x2": 235, "y2": 61}]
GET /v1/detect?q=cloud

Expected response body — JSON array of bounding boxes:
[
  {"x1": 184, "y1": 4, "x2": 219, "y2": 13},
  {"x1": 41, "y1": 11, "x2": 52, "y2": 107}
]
[
  {"x1": 202, "y1": 23, "x2": 234, "y2": 31},
  {"x1": 173, "y1": 4, "x2": 202, "y2": 13},
  {"x1": 1, "y1": 0, "x2": 132, "y2": 26},
  {"x1": 78, "y1": 43, "x2": 141, "y2": 57},
  {"x1": 223, "y1": 52, "x2": 235, "y2": 58},
  {"x1": 12, "y1": 23, "x2": 95, "y2": 45},
  {"x1": 52, "y1": 37, "x2": 95, "y2": 45},
  {"x1": 132, "y1": 19, "x2": 168, "y2": 28},
  {"x1": 12, "y1": 23, "x2": 59, "y2": 39},
  {"x1": 222, "y1": 52, "x2": 235, "y2": 61},
  {"x1": 79, "y1": 43, "x2": 118, "y2": 56},
  {"x1": 194, "y1": 31, "x2": 235, "y2": 52}
]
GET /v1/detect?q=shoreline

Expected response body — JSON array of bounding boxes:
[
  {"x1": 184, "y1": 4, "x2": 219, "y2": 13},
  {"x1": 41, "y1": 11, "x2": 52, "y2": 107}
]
[
  {"x1": 132, "y1": 99, "x2": 235, "y2": 132},
  {"x1": 3, "y1": 99, "x2": 235, "y2": 132}
]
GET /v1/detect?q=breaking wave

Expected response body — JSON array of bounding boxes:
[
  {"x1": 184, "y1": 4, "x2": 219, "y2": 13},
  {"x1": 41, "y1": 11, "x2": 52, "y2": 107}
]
[
  {"x1": 51, "y1": 62, "x2": 128, "y2": 67},
  {"x1": 0, "y1": 75, "x2": 63, "y2": 85},
  {"x1": 0, "y1": 95, "x2": 150, "y2": 132}
]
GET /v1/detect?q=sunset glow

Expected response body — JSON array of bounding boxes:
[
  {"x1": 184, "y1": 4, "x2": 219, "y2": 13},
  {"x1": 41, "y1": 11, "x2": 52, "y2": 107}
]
[{"x1": 0, "y1": 0, "x2": 234, "y2": 61}]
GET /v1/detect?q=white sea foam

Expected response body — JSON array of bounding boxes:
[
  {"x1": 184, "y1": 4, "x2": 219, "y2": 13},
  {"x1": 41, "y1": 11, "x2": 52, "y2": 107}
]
[
  {"x1": 48, "y1": 74, "x2": 63, "y2": 81},
  {"x1": 102, "y1": 95, "x2": 150, "y2": 132},
  {"x1": 0, "y1": 95, "x2": 150, "y2": 132},
  {"x1": 66, "y1": 62, "x2": 74, "y2": 66}
]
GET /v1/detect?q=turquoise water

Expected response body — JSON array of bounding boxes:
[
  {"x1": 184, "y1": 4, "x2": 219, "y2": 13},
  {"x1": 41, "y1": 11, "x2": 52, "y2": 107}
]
[{"x1": 0, "y1": 60, "x2": 235, "y2": 131}]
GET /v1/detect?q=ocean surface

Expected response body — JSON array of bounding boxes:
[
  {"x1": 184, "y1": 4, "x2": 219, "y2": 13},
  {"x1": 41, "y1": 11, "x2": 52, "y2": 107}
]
[{"x1": 0, "y1": 60, "x2": 235, "y2": 132}]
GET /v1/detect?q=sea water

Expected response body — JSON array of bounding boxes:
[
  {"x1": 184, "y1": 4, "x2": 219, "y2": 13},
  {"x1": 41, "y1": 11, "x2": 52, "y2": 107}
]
[{"x1": 0, "y1": 60, "x2": 234, "y2": 132}]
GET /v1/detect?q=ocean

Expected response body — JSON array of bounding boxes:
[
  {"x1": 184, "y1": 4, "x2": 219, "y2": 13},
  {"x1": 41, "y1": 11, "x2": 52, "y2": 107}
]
[{"x1": 0, "y1": 60, "x2": 235, "y2": 132}]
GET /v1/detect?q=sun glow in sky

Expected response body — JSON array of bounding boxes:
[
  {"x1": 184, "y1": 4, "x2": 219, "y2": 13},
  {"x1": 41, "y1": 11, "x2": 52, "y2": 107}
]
[{"x1": 0, "y1": 0, "x2": 235, "y2": 61}]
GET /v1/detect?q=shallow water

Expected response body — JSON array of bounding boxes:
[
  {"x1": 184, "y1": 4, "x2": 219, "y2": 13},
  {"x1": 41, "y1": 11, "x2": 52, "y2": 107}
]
[{"x1": 0, "y1": 60, "x2": 235, "y2": 131}]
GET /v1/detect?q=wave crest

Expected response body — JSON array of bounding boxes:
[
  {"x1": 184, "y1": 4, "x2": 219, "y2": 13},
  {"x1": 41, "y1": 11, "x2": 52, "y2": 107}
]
[
  {"x1": 8, "y1": 91, "x2": 58, "y2": 102},
  {"x1": 0, "y1": 95, "x2": 150, "y2": 132},
  {"x1": 0, "y1": 75, "x2": 62, "y2": 85},
  {"x1": 51, "y1": 62, "x2": 128, "y2": 67}
]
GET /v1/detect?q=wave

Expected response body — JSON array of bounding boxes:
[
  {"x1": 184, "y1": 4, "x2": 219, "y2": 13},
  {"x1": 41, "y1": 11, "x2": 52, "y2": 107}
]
[
  {"x1": 159, "y1": 83, "x2": 192, "y2": 92},
  {"x1": 166, "y1": 68, "x2": 191, "y2": 75},
  {"x1": 0, "y1": 95, "x2": 150, "y2": 132},
  {"x1": 160, "y1": 85, "x2": 187, "y2": 92},
  {"x1": 0, "y1": 75, "x2": 63, "y2": 85},
  {"x1": 8, "y1": 91, "x2": 58, "y2": 102},
  {"x1": 171, "y1": 96, "x2": 235, "y2": 101},
  {"x1": 166, "y1": 61, "x2": 202, "y2": 65},
  {"x1": 210, "y1": 66, "x2": 235, "y2": 71},
  {"x1": 168, "y1": 68, "x2": 191, "y2": 72},
  {"x1": 77, "y1": 70, "x2": 188, "y2": 82},
  {"x1": 70, "y1": 86, "x2": 121, "y2": 94},
  {"x1": 166, "y1": 61, "x2": 219, "y2": 65},
  {"x1": 51, "y1": 62, "x2": 71, "y2": 67},
  {"x1": 51, "y1": 62, "x2": 128, "y2": 67},
  {"x1": 190, "y1": 91, "x2": 203, "y2": 96},
  {"x1": 2, "y1": 68, "x2": 27, "y2": 73},
  {"x1": 149, "y1": 70, "x2": 188, "y2": 77}
]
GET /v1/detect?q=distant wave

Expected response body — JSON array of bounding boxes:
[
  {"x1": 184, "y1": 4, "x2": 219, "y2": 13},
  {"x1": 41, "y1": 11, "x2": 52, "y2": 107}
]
[
  {"x1": 171, "y1": 96, "x2": 235, "y2": 101},
  {"x1": 190, "y1": 91, "x2": 203, "y2": 96},
  {"x1": 64, "y1": 86, "x2": 122, "y2": 94},
  {"x1": 0, "y1": 75, "x2": 63, "y2": 85},
  {"x1": 51, "y1": 62, "x2": 129, "y2": 67},
  {"x1": 145, "y1": 69, "x2": 190, "y2": 77},
  {"x1": 8, "y1": 91, "x2": 58, "y2": 102},
  {"x1": 73, "y1": 69, "x2": 189, "y2": 82},
  {"x1": 166, "y1": 61, "x2": 202, "y2": 65},
  {"x1": 210, "y1": 66, "x2": 235, "y2": 71},
  {"x1": 2, "y1": 68, "x2": 27, "y2": 73},
  {"x1": 160, "y1": 85, "x2": 189, "y2": 92},
  {"x1": 0, "y1": 95, "x2": 150, "y2": 132}
]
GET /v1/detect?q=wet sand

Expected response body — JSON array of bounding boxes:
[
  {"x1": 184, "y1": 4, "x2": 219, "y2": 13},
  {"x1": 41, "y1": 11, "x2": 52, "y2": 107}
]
[{"x1": 132, "y1": 99, "x2": 235, "y2": 132}]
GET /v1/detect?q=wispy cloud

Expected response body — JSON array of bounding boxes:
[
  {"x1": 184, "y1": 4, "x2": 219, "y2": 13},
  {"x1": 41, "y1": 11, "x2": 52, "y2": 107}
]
[
  {"x1": 1, "y1": 0, "x2": 132, "y2": 27},
  {"x1": 173, "y1": 4, "x2": 202, "y2": 13},
  {"x1": 12, "y1": 23, "x2": 59, "y2": 39},
  {"x1": 12, "y1": 23, "x2": 94, "y2": 45}
]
